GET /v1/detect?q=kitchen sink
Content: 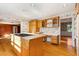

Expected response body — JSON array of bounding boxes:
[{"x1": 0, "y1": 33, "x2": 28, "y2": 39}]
[{"x1": 15, "y1": 34, "x2": 34, "y2": 37}]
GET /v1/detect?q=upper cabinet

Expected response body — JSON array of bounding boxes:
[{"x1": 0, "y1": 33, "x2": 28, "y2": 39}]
[
  {"x1": 52, "y1": 16, "x2": 60, "y2": 27},
  {"x1": 75, "y1": 3, "x2": 79, "y2": 14},
  {"x1": 42, "y1": 20, "x2": 47, "y2": 27},
  {"x1": 29, "y1": 16, "x2": 60, "y2": 33},
  {"x1": 29, "y1": 20, "x2": 37, "y2": 33},
  {"x1": 29, "y1": 20, "x2": 42, "y2": 33},
  {"x1": 46, "y1": 16, "x2": 60, "y2": 28},
  {"x1": 47, "y1": 19, "x2": 53, "y2": 27},
  {"x1": 37, "y1": 20, "x2": 43, "y2": 28}
]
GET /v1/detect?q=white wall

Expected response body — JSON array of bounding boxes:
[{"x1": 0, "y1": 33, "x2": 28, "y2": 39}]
[
  {"x1": 74, "y1": 14, "x2": 79, "y2": 55},
  {"x1": 20, "y1": 21, "x2": 29, "y2": 33}
]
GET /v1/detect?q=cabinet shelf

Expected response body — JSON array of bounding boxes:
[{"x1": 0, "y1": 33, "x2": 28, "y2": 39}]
[{"x1": 46, "y1": 16, "x2": 60, "y2": 28}]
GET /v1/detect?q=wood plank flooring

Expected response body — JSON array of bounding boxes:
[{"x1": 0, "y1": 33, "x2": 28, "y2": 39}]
[
  {"x1": 42, "y1": 42, "x2": 76, "y2": 56},
  {"x1": 0, "y1": 37, "x2": 76, "y2": 56},
  {"x1": 0, "y1": 39, "x2": 17, "y2": 56}
]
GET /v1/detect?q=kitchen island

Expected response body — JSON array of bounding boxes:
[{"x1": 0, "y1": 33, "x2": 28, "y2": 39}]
[{"x1": 11, "y1": 33, "x2": 47, "y2": 56}]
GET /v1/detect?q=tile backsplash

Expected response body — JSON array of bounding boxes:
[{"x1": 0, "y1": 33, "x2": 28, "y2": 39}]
[{"x1": 40, "y1": 27, "x2": 60, "y2": 36}]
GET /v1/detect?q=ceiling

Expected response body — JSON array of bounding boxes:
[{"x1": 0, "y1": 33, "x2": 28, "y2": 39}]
[{"x1": 0, "y1": 3, "x2": 75, "y2": 24}]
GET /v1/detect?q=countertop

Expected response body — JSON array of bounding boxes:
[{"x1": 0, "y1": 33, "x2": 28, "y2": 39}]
[{"x1": 12, "y1": 33, "x2": 47, "y2": 40}]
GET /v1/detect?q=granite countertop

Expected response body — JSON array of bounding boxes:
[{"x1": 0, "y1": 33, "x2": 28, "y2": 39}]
[
  {"x1": 12, "y1": 33, "x2": 47, "y2": 40},
  {"x1": 22, "y1": 34, "x2": 46, "y2": 40}
]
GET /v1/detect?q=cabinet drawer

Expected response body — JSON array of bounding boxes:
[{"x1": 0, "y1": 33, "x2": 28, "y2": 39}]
[{"x1": 51, "y1": 36, "x2": 58, "y2": 44}]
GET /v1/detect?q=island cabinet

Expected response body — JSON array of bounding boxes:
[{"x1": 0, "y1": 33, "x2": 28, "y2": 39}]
[
  {"x1": 29, "y1": 37, "x2": 44, "y2": 56},
  {"x1": 11, "y1": 35, "x2": 22, "y2": 56},
  {"x1": 21, "y1": 39, "x2": 29, "y2": 56},
  {"x1": 11, "y1": 34, "x2": 47, "y2": 56},
  {"x1": 21, "y1": 37, "x2": 44, "y2": 56}
]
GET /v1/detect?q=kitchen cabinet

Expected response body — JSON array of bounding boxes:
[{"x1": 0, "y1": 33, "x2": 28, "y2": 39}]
[
  {"x1": 37, "y1": 20, "x2": 43, "y2": 28},
  {"x1": 42, "y1": 20, "x2": 47, "y2": 27},
  {"x1": 51, "y1": 36, "x2": 59, "y2": 44},
  {"x1": 53, "y1": 16, "x2": 60, "y2": 27},
  {"x1": 29, "y1": 16, "x2": 60, "y2": 33},
  {"x1": 21, "y1": 38, "x2": 44, "y2": 56},
  {"x1": 11, "y1": 34, "x2": 47, "y2": 56},
  {"x1": 42, "y1": 16, "x2": 60, "y2": 28},
  {"x1": 29, "y1": 37, "x2": 44, "y2": 56},
  {"x1": 47, "y1": 20, "x2": 53, "y2": 27},
  {"x1": 29, "y1": 20, "x2": 38, "y2": 33},
  {"x1": 11, "y1": 34, "x2": 21, "y2": 56},
  {"x1": 29, "y1": 20, "x2": 43, "y2": 33},
  {"x1": 21, "y1": 38, "x2": 29, "y2": 56}
]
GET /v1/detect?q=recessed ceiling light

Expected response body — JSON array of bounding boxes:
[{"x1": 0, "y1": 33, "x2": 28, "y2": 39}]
[
  {"x1": 30, "y1": 3, "x2": 35, "y2": 7},
  {"x1": 31, "y1": 3, "x2": 34, "y2": 7},
  {"x1": 63, "y1": 4, "x2": 66, "y2": 7}
]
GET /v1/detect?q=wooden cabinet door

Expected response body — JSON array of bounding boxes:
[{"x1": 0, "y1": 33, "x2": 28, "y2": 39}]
[
  {"x1": 29, "y1": 20, "x2": 41, "y2": 33},
  {"x1": 51, "y1": 36, "x2": 59, "y2": 44},
  {"x1": 29, "y1": 20, "x2": 37, "y2": 33},
  {"x1": 29, "y1": 38, "x2": 44, "y2": 56},
  {"x1": 21, "y1": 38, "x2": 29, "y2": 56}
]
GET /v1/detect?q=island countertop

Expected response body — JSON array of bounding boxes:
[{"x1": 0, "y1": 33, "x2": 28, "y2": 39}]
[
  {"x1": 11, "y1": 33, "x2": 47, "y2": 40},
  {"x1": 22, "y1": 34, "x2": 47, "y2": 40}
]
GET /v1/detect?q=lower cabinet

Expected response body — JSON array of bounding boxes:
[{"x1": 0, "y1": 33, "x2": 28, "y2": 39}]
[
  {"x1": 11, "y1": 35, "x2": 22, "y2": 56},
  {"x1": 11, "y1": 43, "x2": 21, "y2": 56},
  {"x1": 21, "y1": 39, "x2": 29, "y2": 56},
  {"x1": 11, "y1": 35, "x2": 46, "y2": 56},
  {"x1": 29, "y1": 38, "x2": 44, "y2": 56},
  {"x1": 21, "y1": 37, "x2": 44, "y2": 56},
  {"x1": 51, "y1": 36, "x2": 59, "y2": 44}
]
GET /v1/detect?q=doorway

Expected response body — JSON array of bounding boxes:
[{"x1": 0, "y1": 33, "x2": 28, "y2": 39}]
[
  {"x1": 60, "y1": 18, "x2": 72, "y2": 47},
  {"x1": 12, "y1": 25, "x2": 20, "y2": 33}
]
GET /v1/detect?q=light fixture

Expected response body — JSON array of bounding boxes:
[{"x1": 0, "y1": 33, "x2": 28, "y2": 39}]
[
  {"x1": 63, "y1": 4, "x2": 67, "y2": 7},
  {"x1": 30, "y1": 3, "x2": 38, "y2": 9},
  {"x1": 31, "y1": 3, "x2": 35, "y2": 7}
]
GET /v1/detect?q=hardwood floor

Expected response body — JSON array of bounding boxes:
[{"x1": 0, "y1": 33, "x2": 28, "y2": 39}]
[
  {"x1": 61, "y1": 36, "x2": 72, "y2": 46},
  {"x1": 42, "y1": 36, "x2": 76, "y2": 56},
  {"x1": 0, "y1": 39, "x2": 17, "y2": 56},
  {"x1": 43, "y1": 42, "x2": 76, "y2": 56},
  {"x1": 0, "y1": 37, "x2": 76, "y2": 56}
]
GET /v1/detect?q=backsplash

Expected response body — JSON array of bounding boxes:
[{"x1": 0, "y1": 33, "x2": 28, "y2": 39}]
[{"x1": 40, "y1": 27, "x2": 60, "y2": 36}]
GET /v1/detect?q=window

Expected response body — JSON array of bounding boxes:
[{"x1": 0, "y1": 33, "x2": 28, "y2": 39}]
[{"x1": 67, "y1": 23, "x2": 72, "y2": 32}]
